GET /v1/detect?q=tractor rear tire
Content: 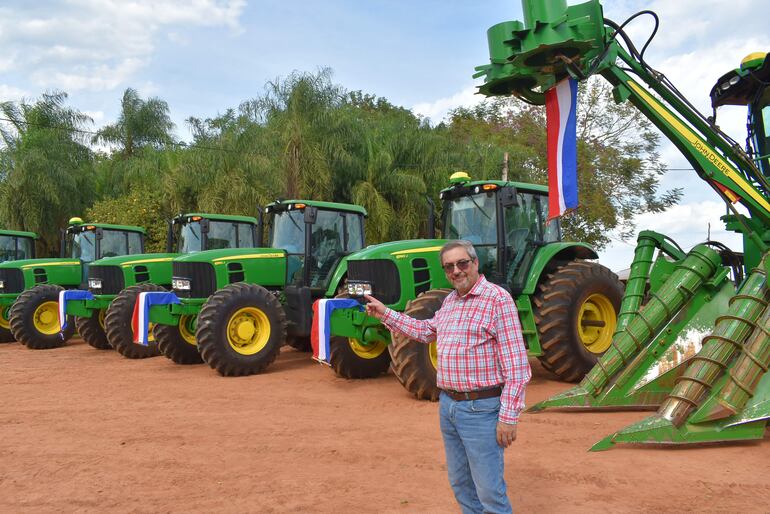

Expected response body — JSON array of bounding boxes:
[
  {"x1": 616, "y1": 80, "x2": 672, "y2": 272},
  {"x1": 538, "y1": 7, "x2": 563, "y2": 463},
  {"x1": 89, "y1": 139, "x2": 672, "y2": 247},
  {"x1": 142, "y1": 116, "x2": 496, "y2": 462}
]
[
  {"x1": 155, "y1": 314, "x2": 203, "y2": 364},
  {"x1": 9, "y1": 284, "x2": 75, "y2": 349},
  {"x1": 389, "y1": 289, "x2": 451, "y2": 401},
  {"x1": 75, "y1": 309, "x2": 111, "y2": 350},
  {"x1": 328, "y1": 293, "x2": 391, "y2": 379},
  {"x1": 533, "y1": 260, "x2": 623, "y2": 382},
  {"x1": 0, "y1": 305, "x2": 15, "y2": 343},
  {"x1": 104, "y1": 283, "x2": 164, "y2": 359},
  {"x1": 196, "y1": 283, "x2": 286, "y2": 376}
]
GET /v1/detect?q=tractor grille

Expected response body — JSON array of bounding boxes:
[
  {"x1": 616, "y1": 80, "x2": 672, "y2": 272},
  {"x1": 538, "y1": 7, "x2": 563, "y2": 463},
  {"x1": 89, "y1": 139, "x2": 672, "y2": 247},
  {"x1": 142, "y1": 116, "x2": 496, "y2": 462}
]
[
  {"x1": 89, "y1": 265, "x2": 124, "y2": 295},
  {"x1": 347, "y1": 259, "x2": 400, "y2": 305},
  {"x1": 173, "y1": 261, "x2": 217, "y2": 298},
  {"x1": 0, "y1": 268, "x2": 24, "y2": 293}
]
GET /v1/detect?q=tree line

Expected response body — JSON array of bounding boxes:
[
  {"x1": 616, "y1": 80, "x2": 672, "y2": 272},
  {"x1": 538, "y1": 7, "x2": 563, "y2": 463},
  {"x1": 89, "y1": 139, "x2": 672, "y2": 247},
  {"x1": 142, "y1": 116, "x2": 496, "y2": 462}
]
[{"x1": 0, "y1": 68, "x2": 680, "y2": 255}]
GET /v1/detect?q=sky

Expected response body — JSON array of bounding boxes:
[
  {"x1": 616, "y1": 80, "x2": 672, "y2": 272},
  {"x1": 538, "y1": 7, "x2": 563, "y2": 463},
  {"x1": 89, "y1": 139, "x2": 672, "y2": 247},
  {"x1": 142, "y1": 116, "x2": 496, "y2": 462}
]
[{"x1": 0, "y1": 0, "x2": 768, "y2": 272}]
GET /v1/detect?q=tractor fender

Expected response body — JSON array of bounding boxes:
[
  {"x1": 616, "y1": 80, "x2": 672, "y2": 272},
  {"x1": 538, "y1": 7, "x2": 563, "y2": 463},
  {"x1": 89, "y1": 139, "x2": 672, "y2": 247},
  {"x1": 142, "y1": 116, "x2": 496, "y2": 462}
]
[{"x1": 520, "y1": 242, "x2": 598, "y2": 295}]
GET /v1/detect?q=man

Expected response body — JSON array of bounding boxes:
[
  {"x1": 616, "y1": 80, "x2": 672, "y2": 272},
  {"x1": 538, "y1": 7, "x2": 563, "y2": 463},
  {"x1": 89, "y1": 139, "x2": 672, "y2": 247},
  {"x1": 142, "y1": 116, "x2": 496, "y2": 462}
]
[{"x1": 364, "y1": 240, "x2": 531, "y2": 514}]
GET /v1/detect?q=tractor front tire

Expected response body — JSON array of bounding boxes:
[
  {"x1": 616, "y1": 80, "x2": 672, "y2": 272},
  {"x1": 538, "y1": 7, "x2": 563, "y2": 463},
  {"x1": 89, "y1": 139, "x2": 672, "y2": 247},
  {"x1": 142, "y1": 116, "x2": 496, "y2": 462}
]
[
  {"x1": 104, "y1": 284, "x2": 164, "y2": 359},
  {"x1": 155, "y1": 314, "x2": 203, "y2": 364},
  {"x1": 328, "y1": 293, "x2": 391, "y2": 379},
  {"x1": 9, "y1": 284, "x2": 74, "y2": 349},
  {"x1": 196, "y1": 283, "x2": 286, "y2": 376},
  {"x1": 533, "y1": 260, "x2": 623, "y2": 382},
  {"x1": 287, "y1": 336, "x2": 312, "y2": 352},
  {"x1": 389, "y1": 289, "x2": 451, "y2": 401},
  {"x1": 75, "y1": 309, "x2": 111, "y2": 350},
  {"x1": 0, "y1": 306, "x2": 15, "y2": 343}
]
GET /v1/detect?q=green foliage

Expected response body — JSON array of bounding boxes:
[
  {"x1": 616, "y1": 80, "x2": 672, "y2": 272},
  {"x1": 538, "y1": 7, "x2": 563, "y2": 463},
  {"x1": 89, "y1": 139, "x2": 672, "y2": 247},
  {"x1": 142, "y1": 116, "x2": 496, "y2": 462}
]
[
  {"x1": 85, "y1": 185, "x2": 171, "y2": 253},
  {"x1": 0, "y1": 72, "x2": 678, "y2": 256},
  {"x1": 0, "y1": 92, "x2": 96, "y2": 255}
]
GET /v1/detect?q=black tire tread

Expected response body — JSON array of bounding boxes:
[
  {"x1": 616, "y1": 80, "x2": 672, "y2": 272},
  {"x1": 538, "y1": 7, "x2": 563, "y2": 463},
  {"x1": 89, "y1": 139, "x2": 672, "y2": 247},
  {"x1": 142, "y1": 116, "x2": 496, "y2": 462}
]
[
  {"x1": 76, "y1": 311, "x2": 111, "y2": 350},
  {"x1": 155, "y1": 320, "x2": 203, "y2": 365},
  {"x1": 9, "y1": 284, "x2": 74, "y2": 349},
  {"x1": 389, "y1": 289, "x2": 451, "y2": 401},
  {"x1": 196, "y1": 283, "x2": 286, "y2": 377},
  {"x1": 328, "y1": 293, "x2": 391, "y2": 379},
  {"x1": 533, "y1": 260, "x2": 623, "y2": 382},
  {"x1": 104, "y1": 283, "x2": 164, "y2": 359}
]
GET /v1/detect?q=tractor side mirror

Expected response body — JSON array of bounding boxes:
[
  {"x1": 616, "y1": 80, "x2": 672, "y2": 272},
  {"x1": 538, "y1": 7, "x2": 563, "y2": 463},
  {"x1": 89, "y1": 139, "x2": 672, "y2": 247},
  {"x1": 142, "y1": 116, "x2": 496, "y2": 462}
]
[
  {"x1": 500, "y1": 187, "x2": 518, "y2": 208},
  {"x1": 200, "y1": 218, "x2": 210, "y2": 234},
  {"x1": 94, "y1": 227, "x2": 104, "y2": 240},
  {"x1": 304, "y1": 206, "x2": 318, "y2": 225}
]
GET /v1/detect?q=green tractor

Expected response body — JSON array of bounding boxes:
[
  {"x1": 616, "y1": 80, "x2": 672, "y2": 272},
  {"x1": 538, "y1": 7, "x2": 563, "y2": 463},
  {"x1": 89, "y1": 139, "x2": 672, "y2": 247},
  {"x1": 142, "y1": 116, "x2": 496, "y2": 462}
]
[
  {"x1": 0, "y1": 229, "x2": 38, "y2": 341},
  {"x1": 146, "y1": 199, "x2": 367, "y2": 375},
  {"x1": 327, "y1": 172, "x2": 624, "y2": 399},
  {"x1": 473, "y1": 0, "x2": 770, "y2": 449},
  {"x1": 63, "y1": 213, "x2": 260, "y2": 358},
  {"x1": 0, "y1": 218, "x2": 146, "y2": 349}
]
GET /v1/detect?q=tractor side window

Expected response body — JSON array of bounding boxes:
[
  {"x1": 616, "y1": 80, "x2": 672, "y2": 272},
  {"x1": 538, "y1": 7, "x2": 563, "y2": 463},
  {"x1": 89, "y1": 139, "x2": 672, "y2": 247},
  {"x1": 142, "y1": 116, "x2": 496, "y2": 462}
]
[
  {"x1": 178, "y1": 222, "x2": 203, "y2": 253},
  {"x1": 127, "y1": 232, "x2": 142, "y2": 254},
  {"x1": 71, "y1": 231, "x2": 96, "y2": 262},
  {"x1": 237, "y1": 223, "x2": 255, "y2": 248},
  {"x1": 17, "y1": 237, "x2": 33, "y2": 259},
  {"x1": 0, "y1": 236, "x2": 16, "y2": 262},
  {"x1": 100, "y1": 230, "x2": 130, "y2": 258},
  {"x1": 759, "y1": 105, "x2": 770, "y2": 175},
  {"x1": 309, "y1": 210, "x2": 345, "y2": 287},
  {"x1": 345, "y1": 214, "x2": 364, "y2": 252}
]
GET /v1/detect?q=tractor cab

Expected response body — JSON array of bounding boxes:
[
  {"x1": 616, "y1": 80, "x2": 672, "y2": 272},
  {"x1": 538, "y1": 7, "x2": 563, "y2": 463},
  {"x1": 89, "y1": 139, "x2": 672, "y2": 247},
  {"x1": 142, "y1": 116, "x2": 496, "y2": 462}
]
[
  {"x1": 0, "y1": 230, "x2": 37, "y2": 263},
  {"x1": 710, "y1": 52, "x2": 770, "y2": 178},
  {"x1": 168, "y1": 213, "x2": 259, "y2": 254},
  {"x1": 266, "y1": 201, "x2": 366, "y2": 291},
  {"x1": 440, "y1": 172, "x2": 559, "y2": 293},
  {"x1": 63, "y1": 218, "x2": 145, "y2": 263}
]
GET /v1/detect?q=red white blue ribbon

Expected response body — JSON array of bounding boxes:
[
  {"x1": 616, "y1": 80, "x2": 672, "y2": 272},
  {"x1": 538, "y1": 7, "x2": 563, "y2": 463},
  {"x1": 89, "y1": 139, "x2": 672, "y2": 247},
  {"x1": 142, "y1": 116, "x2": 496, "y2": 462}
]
[
  {"x1": 546, "y1": 77, "x2": 579, "y2": 220},
  {"x1": 58, "y1": 289, "x2": 94, "y2": 331},
  {"x1": 311, "y1": 298, "x2": 363, "y2": 364},
  {"x1": 131, "y1": 292, "x2": 180, "y2": 345}
]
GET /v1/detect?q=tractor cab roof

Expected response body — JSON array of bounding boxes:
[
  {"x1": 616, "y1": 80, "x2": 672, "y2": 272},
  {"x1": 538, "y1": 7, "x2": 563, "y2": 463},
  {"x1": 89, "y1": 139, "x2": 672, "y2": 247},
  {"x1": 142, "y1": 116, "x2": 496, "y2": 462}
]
[
  {"x1": 66, "y1": 222, "x2": 145, "y2": 234},
  {"x1": 0, "y1": 229, "x2": 38, "y2": 239},
  {"x1": 172, "y1": 213, "x2": 259, "y2": 225},
  {"x1": 265, "y1": 200, "x2": 367, "y2": 217},
  {"x1": 439, "y1": 173, "x2": 548, "y2": 201},
  {"x1": 711, "y1": 52, "x2": 770, "y2": 108}
]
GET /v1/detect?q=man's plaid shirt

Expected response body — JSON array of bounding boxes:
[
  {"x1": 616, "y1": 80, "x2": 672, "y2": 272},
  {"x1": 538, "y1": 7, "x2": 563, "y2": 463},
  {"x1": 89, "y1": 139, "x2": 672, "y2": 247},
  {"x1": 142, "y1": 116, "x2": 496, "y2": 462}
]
[{"x1": 381, "y1": 275, "x2": 531, "y2": 423}]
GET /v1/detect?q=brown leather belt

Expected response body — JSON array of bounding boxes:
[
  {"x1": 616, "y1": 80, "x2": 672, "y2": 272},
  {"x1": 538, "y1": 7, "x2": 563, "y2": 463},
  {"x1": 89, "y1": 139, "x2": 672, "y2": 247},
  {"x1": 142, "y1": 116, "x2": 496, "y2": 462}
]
[{"x1": 442, "y1": 386, "x2": 503, "y2": 401}]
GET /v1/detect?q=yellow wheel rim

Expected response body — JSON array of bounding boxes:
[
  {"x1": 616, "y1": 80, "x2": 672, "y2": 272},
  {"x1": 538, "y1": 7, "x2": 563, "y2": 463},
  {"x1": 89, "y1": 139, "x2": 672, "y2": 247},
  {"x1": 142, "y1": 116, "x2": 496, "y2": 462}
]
[
  {"x1": 578, "y1": 293, "x2": 616, "y2": 354},
  {"x1": 33, "y1": 301, "x2": 61, "y2": 335},
  {"x1": 0, "y1": 307, "x2": 10, "y2": 330},
  {"x1": 98, "y1": 309, "x2": 106, "y2": 330},
  {"x1": 349, "y1": 338, "x2": 387, "y2": 359},
  {"x1": 179, "y1": 315, "x2": 197, "y2": 346},
  {"x1": 227, "y1": 306, "x2": 270, "y2": 355},
  {"x1": 428, "y1": 342, "x2": 438, "y2": 370}
]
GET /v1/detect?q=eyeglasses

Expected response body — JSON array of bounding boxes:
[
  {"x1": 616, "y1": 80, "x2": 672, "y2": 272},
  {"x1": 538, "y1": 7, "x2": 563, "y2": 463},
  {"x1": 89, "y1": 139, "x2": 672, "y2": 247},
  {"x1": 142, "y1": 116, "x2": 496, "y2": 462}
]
[{"x1": 442, "y1": 258, "x2": 473, "y2": 273}]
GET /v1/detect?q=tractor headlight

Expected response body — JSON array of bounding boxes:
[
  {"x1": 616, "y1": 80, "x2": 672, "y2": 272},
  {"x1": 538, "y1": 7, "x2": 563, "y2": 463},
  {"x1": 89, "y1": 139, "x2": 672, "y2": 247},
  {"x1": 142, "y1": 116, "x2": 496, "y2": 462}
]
[
  {"x1": 346, "y1": 281, "x2": 372, "y2": 297},
  {"x1": 88, "y1": 278, "x2": 102, "y2": 290},
  {"x1": 0, "y1": 280, "x2": 4, "y2": 289},
  {"x1": 172, "y1": 277, "x2": 191, "y2": 291}
]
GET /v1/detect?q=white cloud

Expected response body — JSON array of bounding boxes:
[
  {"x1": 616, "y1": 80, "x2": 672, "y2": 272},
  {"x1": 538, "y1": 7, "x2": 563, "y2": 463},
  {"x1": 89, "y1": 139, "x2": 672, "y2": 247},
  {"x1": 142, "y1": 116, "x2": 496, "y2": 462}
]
[
  {"x1": 411, "y1": 85, "x2": 484, "y2": 124},
  {"x1": 0, "y1": 0, "x2": 246, "y2": 93},
  {"x1": 0, "y1": 84, "x2": 30, "y2": 101}
]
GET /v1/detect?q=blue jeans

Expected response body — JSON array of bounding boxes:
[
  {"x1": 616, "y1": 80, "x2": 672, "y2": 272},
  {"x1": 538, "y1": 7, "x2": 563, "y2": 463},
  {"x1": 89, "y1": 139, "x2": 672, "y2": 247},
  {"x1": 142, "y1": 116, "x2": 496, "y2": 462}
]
[{"x1": 439, "y1": 392, "x2": 512, "y2": 514}]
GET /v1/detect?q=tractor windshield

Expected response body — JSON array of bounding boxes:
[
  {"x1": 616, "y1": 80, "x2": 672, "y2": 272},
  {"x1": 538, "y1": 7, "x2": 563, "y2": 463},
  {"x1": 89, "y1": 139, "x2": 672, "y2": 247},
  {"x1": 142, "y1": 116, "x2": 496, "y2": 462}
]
[
  {"x1": 445, "y1": 192, "x2": 499, "y2": 276},
  {"x1": 178, "y1": 222, "x2": 203, "y2": 253},
  {"x1": 178, "y1": 219, "x2": 256, "y2": 253},
  {"x1": 70, "y1": 231, "x2": 96, "y2": 262},
  {"x1": 0, "y1": 236, "x2": 33, "y2": 262},
  {"x1": 445, "y1": 189, "x2": 560, "y2": 288}
]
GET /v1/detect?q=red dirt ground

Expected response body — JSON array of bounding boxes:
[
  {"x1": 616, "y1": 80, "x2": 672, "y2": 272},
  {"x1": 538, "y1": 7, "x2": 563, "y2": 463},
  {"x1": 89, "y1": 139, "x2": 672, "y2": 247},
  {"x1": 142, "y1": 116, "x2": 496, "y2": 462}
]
[{"x1": 1, "y1": 339, "x2": 769, "y2": 513}]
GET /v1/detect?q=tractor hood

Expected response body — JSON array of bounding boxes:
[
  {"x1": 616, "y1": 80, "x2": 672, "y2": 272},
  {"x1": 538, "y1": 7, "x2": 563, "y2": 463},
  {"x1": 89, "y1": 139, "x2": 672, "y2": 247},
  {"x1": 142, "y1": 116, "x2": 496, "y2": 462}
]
[
  {"x1": 173, "y1": 247, "x2": 286, "y2": 264},
  {"x1": 348, "y1": 239, "x2": 450, "y2": 261},
  {"x1": 91, "y1": 253, "x2": 179, "y2": 268},
  {"x1": 0, "y1": 257, "x2": 80, "y2": 270}
]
